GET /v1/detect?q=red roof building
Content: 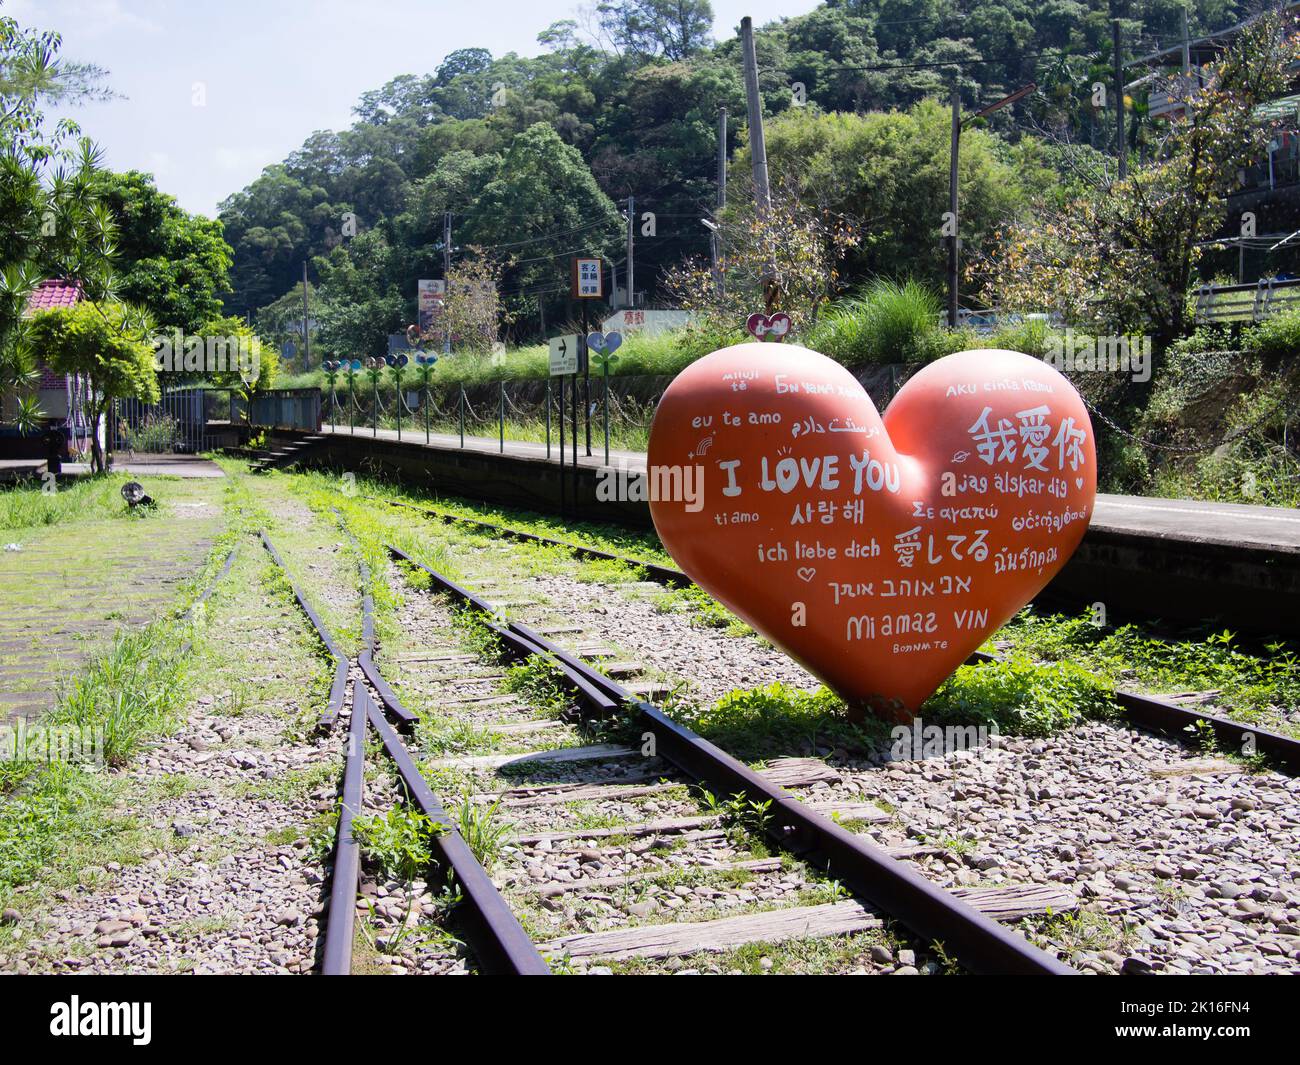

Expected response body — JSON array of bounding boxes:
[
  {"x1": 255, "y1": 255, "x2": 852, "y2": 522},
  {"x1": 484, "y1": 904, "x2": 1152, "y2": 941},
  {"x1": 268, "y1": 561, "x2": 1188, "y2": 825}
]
[{"x1": 24, "y1": 279, "x2": 83, "y2": 315}]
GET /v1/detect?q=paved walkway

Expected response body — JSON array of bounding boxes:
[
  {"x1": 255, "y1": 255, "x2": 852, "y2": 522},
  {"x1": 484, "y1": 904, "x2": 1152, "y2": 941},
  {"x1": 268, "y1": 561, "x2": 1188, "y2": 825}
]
[
  {"x1": 0, "y1": 477, "x2": 224, "y2": 723},
  {"x1": 322, "y1": 423, "x2": 1300, "y2": 553},
  {"x1": 66, "y1": 454, "x2": 227, "y2": 479}
]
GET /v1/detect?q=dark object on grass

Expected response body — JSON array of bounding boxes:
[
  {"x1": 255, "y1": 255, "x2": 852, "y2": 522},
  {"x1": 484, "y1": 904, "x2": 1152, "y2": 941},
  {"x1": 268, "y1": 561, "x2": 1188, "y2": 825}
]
[
  {"x1": 121, "y1": 481, "x2": 156, "y2": 509},
  {"x1": 44, "y1": 427, "x2": 63, "y2": 475}
]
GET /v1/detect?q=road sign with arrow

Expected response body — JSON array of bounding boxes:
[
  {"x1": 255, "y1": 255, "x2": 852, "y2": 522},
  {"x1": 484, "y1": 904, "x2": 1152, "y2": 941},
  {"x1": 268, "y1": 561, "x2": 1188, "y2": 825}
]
[{"x1": 548, "y1": 334, "x2": 578, "y2": 376}]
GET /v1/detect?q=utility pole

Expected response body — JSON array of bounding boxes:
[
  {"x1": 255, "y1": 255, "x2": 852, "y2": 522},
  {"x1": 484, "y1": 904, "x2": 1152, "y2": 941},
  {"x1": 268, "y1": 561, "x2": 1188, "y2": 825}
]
[
  {"x1": 1113, "y1": 18, "x2": 1127, "y2": 181},
  {"x1": 740, "y1": 16, "x2": 775, "y2": 310},
  {"x1": 947, "y1": 89, "x2": 960, "y2": 329},
  {"x1": 625, "y1": 195, "x2": 635, "y2": 309},
  {"x1": 714, "y1": 106, "x2": 727, "y2": 296},
  {"x1": 302, "y1": 261, "x2": 311, "y2": 365},
  {"x1": 443, "y1": 211, "x2": 453, "y2": 354},
  {"x1": 1180, "y1": 7, "x2": 1191, "y2": 76}
]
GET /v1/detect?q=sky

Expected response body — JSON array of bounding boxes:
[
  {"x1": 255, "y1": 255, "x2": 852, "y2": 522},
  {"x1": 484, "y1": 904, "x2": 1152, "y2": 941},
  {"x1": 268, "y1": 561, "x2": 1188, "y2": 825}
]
[{"x1": 10, "y1": 0, "x2": 822, "y2": 218}]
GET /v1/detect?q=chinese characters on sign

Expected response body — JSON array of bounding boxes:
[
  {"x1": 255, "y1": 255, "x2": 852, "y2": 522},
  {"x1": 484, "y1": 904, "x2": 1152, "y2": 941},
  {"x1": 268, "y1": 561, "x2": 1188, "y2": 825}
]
[{"x1": 572, "y1": 258, "x2": 603, "y2": 300}]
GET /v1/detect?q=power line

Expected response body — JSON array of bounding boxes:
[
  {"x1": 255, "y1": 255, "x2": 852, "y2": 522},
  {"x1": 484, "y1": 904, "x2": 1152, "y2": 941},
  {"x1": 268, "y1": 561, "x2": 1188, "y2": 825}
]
[{"x1": 468, "y1": 217, "x2": 615, "y2": 252}]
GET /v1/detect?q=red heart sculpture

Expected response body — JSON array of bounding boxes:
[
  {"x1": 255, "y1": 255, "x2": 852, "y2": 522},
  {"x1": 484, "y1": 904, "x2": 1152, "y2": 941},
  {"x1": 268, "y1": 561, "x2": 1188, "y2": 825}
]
[{"x1": 647, "y1": 344, "x2": 1096, "y2": 723}]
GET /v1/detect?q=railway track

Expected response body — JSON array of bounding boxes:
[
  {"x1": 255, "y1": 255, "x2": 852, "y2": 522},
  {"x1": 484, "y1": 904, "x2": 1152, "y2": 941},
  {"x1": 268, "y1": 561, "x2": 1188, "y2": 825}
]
[
  {"x1": 261, "y1": 512, "x2": 1086, "y2": 977},
  {"x1": 260, "y1": 529, "x2": 546, "y2": 975},
  {"x1": 260, "y1": 512, "x2": 1081, "y2": 974},
  {"x1": 372, "y1": 494, "x2": 1300, "y2": 776},
  {"x1": 246, "y1": 489, "x2": 1298, "y2": 976}
]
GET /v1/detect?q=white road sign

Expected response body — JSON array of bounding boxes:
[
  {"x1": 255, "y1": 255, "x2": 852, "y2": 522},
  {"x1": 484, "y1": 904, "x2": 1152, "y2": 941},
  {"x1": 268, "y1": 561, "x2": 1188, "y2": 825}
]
[
  {"x1": 601, "y1": 309, "x2": 692, "y2": 335},
  {"x1": 548, "y1": 334, "x2": 579, "y2": 376}
]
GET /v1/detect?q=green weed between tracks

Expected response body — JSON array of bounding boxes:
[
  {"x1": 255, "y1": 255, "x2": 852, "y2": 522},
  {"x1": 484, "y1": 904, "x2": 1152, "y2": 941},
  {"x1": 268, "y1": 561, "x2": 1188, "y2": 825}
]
[{"x1": 994, "y1": 608, "x2": 1299, "y2": 725}]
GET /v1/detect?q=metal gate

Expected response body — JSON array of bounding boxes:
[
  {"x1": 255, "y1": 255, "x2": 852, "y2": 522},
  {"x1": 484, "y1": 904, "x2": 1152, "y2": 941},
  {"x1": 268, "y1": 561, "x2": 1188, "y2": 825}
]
[{"x1": 112, "y1": 388, "x2": 209, "y2": 454}]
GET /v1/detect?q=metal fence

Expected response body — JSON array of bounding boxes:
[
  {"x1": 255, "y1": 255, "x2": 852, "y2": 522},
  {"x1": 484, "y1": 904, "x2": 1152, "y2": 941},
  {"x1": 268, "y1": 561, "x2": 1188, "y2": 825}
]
[
  {"x1": 1194, "y1": 276, "x2": 1300, "y2": 323},
  {"x1": 233, "y1": 389, "x2": 322, "y2": 432},
  {"x1": 112, "y1": 388, "x2": 209, "y2": 453}
]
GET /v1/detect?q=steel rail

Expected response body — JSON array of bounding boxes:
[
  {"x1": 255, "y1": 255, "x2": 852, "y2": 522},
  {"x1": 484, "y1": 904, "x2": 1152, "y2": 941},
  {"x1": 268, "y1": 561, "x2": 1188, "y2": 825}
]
[
  {"x1": 328, "y1": 517, "x2": 550, "y2": 974},
  {"x1": 321, "y1": 681, "x2": 367, "y2": 975},
  {"x1": 969, "y1": 650, "x2": 1300, "y2": 773},
  {"x1": 260, "y1": 531, "x2": 349, "y2": 728},
  {"x1": 387, "y1": 541, "x2": 1077, "y2": 976},
  {"x1": 380, "y1": 500, "x2": 1300, "y2": 776},
  {"x1": 178, "y1": 546, "x2": 238, "y2": 655},
  {"x1": 363, "y1": 697, "x2": 551, "y2": 975}
]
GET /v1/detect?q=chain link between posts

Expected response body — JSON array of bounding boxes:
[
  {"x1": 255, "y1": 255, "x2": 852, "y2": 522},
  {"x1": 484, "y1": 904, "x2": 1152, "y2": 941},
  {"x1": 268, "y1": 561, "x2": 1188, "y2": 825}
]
[{"x1": 1082, "y1": 393, "x2": 1298, "y2": 456}]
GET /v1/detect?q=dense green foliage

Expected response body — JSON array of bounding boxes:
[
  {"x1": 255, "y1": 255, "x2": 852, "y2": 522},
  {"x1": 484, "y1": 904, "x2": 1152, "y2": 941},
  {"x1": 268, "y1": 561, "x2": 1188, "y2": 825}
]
[
  {"x1": 217, "y1": 0, "x2": 1257, "y2": 355},
  {"x1": 27, "y1": 302, "x2": 158, "y2": 470},
  {"x1": 92, "y1": 170, "x2": 233, "y2": 332}
]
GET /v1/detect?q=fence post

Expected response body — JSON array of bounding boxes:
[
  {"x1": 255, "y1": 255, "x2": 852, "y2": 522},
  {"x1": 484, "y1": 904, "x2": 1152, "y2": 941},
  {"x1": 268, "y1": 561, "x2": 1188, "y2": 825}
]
[
  {"x1": 459, "y1": 385, "x2": 465, "y2": 448},
  {"x1": 425, "y1": 385, "x2": 430, "y2": 445},
  {"x1": 372, "y1": 379, "x2": 378, "y2": 438},
  {"x1": 603, "y1": 363, "x2": 610, "y2": 467},
  {"x1": 499, "y1": 380, "x2": 505, "y2": 453},
  {"x1": 546, "y1": 377, "x2": 551, "y2": 458}
]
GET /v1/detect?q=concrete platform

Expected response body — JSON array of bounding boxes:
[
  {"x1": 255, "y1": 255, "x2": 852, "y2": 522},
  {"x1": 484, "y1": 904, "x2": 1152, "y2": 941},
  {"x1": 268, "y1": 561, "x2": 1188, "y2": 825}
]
[
  {"x1": 0, "y1": 459, "x2": 44, "y2": 484},
  {"x1": 307, "y1": 424, "x2": 1296, "y2": 635},
  {"x1": 63, "y1": 453, "x2": 227, "y2": 479}
]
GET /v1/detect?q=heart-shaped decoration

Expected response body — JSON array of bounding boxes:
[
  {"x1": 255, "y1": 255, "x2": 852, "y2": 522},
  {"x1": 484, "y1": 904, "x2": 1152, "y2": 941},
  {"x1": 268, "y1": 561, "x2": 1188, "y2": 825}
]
[
  {"x1": 746, "y1": 312, "x2": 792, "y2": 341},
  {"x1": 587, "y1": 331, "x2": 623, "y2": 355},
  {"x1": 647, "y1": 344, "x2": 1096, "y2": 723}
]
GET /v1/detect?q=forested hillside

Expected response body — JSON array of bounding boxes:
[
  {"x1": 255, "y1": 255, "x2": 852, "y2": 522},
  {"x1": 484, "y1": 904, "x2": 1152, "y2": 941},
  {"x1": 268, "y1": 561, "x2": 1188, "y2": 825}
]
[{"x1": 217, "y1": 0, "x2": 1259, "y2": 357}]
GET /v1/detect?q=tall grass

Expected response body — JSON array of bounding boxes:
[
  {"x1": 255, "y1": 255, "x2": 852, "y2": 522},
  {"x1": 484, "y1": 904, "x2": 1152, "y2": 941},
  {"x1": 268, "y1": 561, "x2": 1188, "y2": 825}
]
[
  {"x1": 46, "y1": 619, "x2": 191, "y2": 766},
  {"x1": 0, "y1": 474, "x2": 139, "y2": 531},
  {"x1": 807, "y1": 280, "x2": 941, "y2": 365}
]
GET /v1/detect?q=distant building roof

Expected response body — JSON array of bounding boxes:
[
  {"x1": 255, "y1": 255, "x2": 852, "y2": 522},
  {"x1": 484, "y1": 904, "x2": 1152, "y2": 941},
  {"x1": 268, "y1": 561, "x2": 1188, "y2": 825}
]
[{"x1": 24, "y1": 279, "x2": 83, "y2": 315}]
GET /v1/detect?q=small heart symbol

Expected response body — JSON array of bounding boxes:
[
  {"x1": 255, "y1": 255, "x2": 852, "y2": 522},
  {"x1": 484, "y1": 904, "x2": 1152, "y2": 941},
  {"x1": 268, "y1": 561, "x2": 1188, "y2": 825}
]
[
  {"x1": 745, "y1": 313, "x2": 793, "y2": 341},
  {"x1": 648, "y1": 344, "x2": 1096, "y2": 722}
]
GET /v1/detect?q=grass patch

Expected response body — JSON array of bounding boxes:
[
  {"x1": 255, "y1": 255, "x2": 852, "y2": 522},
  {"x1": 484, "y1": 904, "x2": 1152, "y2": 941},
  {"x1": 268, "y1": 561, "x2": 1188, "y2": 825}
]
[
  {"x1": 351, "y1": 805, "x2": 443, "y2": 882},
  {"x1": 0, "y1": 474, "x2": 142, "y2": 531},
  {"x1": 502, "y1": 655, "x2": 572, "y2": 718},
  {"x1": 671, "y1": 682, "x2": 889, "y2": 761},
  {"x1": 995, "y1": 608, "x2": 1300, "y2": 721},
  {"x1": 45, "y1": 618, "x2": 192, "y2": 767},
  {"x1": 922, "y1": 654, "x2": 1116, "y2": 736}
]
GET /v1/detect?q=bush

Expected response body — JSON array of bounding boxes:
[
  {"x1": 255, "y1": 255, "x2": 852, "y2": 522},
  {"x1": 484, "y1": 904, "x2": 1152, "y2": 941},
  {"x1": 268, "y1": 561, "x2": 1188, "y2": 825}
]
[
  {"x1": 1244, "y1": 308, "x2": 1300, "y2": 359},
  {"x1": 987, "y1": 317, "x2": 1057, "y2": 358},
  {"x1": 807, "y1": 279, "x2": 940, "y2": 365}
]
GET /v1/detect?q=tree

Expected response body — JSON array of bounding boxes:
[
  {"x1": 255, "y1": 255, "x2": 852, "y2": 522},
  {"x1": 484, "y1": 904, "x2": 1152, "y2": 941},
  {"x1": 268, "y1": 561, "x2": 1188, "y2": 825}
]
[
  {"x1": 983, "y1": 13, "x2": 1300, "y2": 354},
  {"x1": 462, "y1": 123, "x2": 622, "y2": 309},
  {"x1": 440, "y1": 253, "x2": 506, "y2": 354},
  {"x1": 27, "y1": 302, "x2": 157, "y2": 472},
  {"x1": 597, "y1": 0, "x2": 714, "y2": 60},
  {"x1": 201, "y1": 315, "x2": 276, "y2": 422},
  {"x1": 93, "y1": 170, "x2": 233, "y2": 331},
  {"x1": 665, "y1": 181, "x2": 859, "y2": 330},
  {"x1": 312, "y1": 227, "x2": 406, "y2": 360},
  {"x1": 1, "y1": 15, "x2": 118, "y2": 432},
  {"x1": 754, "y1": 102, "x2": 1053, "y2": 294}
]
